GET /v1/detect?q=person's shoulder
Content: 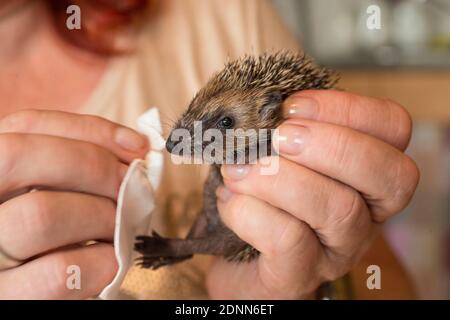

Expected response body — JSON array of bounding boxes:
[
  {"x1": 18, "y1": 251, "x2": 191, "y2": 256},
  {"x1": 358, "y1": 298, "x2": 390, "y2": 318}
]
[
  {"x1": 174, "y1": 0, "x2": 264, "y2": 55},
  {"x1": 133, "y1": 0, "x2": 301, "y2": 107},
  {"x1": 164, "y1": 0, "x2": 299, "y2": 57}
]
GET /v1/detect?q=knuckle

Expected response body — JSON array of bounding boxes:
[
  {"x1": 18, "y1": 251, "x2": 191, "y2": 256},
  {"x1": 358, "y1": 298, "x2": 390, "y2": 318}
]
[
  {"x1": 83, "y1": 146, "x2": 108, "y2": 180},
  {"x1": 82, "y1": 114, "x2": 113, "y2": 130},
  {"x1": 384, "y1": 98, "x2": 413, "y2": 150},
  {"x1": 224, "y1": 195, "x2": 248, "y2": 226},
  {"x1": 321, "y1": 252, "x2": 352, "y2": 281},
  {"x1": 82, "y1": 145, "x2": 122, "y2": 197},
  {"x1": 257, "y1": 265, "x2": 301, "y2": 299},
  {"x1": 94, "y1": 245, "x2": 118, "y2": 292},
  {"x1": 328, "y1": 127, "x2": 352, "y2": 169},
  {"x1": 80, "y1": 114, "x2": 115, "y2": 140},
  {"x1": 334, "y1": 91, "x2": 354, "y2": 123},
  {"x1": 326, "y1": 187, "x2": 363, "y2": 228},
  {"x1": 44, "y1": 245, "x2": 117, "y2": 299},
  {"x1": 82, "y1": 145, "x2": 104, "y2": 175},
  {"x1": 247, "y1": 166, "x2": 270, "y2": 196},
  {"x1": 270, "y1": 219, "x2": 308, "y2": 256},
  {"x1": 116, "y1": 164, "x2": 128, "y2": 194},
  {"x1": 80, "y1": 244, "x2": 117, "y2": 297},
  {"x1": 302, "y1": 90, "x2": 354, "y2": 124},
  {"x1": 264, "y1": 164, "x2": 285, "y2": 196},
  {"x1": 0, "y1": 134, "x2": 24, "y2": 176},
  {"x1": 322, "y1": 187, "x2": 373, "y2": 263},
  {"x1": 0, "y1": 110, "x2": 40, "y2": 132},
  {"x1": 388, "y1": 155, "x2": 420, "y2": 214},
  {"x1": 43, "y1": 255, "x2": 74, "y2": 298},
  {"x1": 20, "y1": 192, "x2": 54, "y2": 237}
]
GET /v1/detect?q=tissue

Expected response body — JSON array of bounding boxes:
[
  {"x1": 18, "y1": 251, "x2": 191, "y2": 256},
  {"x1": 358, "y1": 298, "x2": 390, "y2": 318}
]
[{"x1": 98, "y1": 108, "x2": 164, "y2": 300}]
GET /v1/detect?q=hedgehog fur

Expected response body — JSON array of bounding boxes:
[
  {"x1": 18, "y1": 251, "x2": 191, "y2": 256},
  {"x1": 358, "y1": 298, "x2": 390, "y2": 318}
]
[
  {"x1": 135, "y1": 50, "x2": 338, "y2": 269},
  {"x1": 195, "y1": 50, "x2": 337, "y2": 104}
]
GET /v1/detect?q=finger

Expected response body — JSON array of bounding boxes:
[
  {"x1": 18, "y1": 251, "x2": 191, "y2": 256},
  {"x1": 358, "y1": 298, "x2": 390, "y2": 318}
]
[
  {"x1": 0, "y1": 110, "x2": 148, "y2": 163},
  {"x1": 0, "y1": 243, "x2": 117, "y2": 299},
  {"x1": 283, "y1": 90, "x2": 412, "y2": 150},
  {"x1": 216, "y1": 188, "x2": 315, "y2": 258},
  {"x1": 272, "y1": 121, "x2": 420, "y2": 221},
  {"x1": 0, "y1": 191, "x2": 115, "y2": 260},
  {"x1": 215, "y1": 189, "x2": 326, "y2": 297},
  {"x1": 220, "y1": 159, "x2": 374, "y2": 259},
  {"x1": 207, "y1": 257, "x2": 319, "y2": 299},
  {"x1": 207, "y1": 258, "x2": 263, "y2": 299},
  {"x1": 0, "y1": 133, "x2": 127, "y2": 201}
]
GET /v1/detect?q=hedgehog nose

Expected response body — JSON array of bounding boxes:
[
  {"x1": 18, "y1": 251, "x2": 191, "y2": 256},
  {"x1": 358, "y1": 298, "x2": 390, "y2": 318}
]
[{"x1": 165, "y1": 139, "x2": 178, "y2": 153}]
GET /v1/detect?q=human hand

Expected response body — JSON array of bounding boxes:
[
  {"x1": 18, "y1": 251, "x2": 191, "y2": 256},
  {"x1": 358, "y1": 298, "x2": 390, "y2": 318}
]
[
  {"x1": 0, "y1": 110, "x2": 148, "y2": 299},
  {"x1": 207, "y1": 90, "x2": 419, "y2": 299}
]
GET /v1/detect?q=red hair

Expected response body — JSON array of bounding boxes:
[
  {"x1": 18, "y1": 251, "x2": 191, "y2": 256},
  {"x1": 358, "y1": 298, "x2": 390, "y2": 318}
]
[{"x1": 46, "y1": 0, "x2": 155, "y2": 54}]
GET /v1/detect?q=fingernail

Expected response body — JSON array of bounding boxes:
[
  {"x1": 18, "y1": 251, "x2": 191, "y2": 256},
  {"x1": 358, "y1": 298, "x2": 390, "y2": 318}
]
[
  {"x1": 115, "y1": 127, "x2": 147, "y2": 152},
  {"x1": 276, "y1": 125, "x2": 308, "y2": 155},
  {"x1": 221, "y1": 165, "x2": 250, "y2": 180},
  {"x1": 283, "y1": 96, "x2": 318, "y2": 120},
  {"x1": 216, "y1": 186, "x2": 233, "y2": 202}
]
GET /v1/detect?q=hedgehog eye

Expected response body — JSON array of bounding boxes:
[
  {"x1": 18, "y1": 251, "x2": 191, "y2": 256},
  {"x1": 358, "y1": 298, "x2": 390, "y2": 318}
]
[{"x1": 217, "y1": 116, "x2": 234, "y2": 129}]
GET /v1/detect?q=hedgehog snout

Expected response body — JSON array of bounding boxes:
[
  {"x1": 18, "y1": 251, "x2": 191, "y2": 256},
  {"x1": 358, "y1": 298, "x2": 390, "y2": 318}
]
[
  {"x1": 165, "y1": 139, "x2": 178, "y2": 153},
  {"x1": 166, "y1": 130, "x2": 193, "y2": 154}
]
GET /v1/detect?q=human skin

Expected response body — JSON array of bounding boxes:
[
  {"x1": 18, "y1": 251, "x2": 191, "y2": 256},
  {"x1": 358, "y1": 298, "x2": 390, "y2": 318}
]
[
  {"x1": 0, "y1": 111, "x2": 149, "y2": 299},
  {"x1": 0, "y1": 1, "x2": 419, "y2": 299},
  {"x1": 0, "y1": 1, "x2": 148, "y2": 299},
  {"x1": 207, "y1": 91, "x2": 419, "y2": 299}
]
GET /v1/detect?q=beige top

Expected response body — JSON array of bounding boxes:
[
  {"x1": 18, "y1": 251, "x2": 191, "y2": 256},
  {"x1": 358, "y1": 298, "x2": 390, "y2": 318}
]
[{"x1": 81, "y1": 0, "x2": 299, "y2": 299}]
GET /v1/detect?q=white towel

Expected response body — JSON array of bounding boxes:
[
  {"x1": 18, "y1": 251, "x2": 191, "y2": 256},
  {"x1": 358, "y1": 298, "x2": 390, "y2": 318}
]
[{"x1": 98, "y1": 108, "x2": 164, "y2": 300}]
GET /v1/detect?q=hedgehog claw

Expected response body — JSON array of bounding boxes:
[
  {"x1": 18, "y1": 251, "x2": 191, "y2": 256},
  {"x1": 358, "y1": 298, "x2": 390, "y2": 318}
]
[{"x1": 135, "y1": 255, "x2": 192, "y2": 270}]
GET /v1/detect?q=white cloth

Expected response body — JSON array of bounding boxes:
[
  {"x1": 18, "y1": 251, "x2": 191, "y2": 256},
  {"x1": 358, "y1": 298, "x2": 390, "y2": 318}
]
[{"x1": 98, "y1": 108, "x2": 164, "y2": 300}]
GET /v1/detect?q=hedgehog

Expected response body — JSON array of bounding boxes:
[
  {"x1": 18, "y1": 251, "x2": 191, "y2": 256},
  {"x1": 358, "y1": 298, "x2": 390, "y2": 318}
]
[{"x1": 135, "y1": 51, "x2": 338, "y2": 270}]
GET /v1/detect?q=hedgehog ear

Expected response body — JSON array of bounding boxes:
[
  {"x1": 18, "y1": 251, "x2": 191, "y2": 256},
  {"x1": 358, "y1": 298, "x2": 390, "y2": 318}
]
[{"x1": 259, "y1": 91, "x2": 282, "y2": 121}]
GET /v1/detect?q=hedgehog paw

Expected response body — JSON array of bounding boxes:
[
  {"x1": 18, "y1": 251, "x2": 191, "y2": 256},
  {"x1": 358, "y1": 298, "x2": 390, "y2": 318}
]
[{"x1": 135, "y1": 255, "x2": 192, "y2": 270}]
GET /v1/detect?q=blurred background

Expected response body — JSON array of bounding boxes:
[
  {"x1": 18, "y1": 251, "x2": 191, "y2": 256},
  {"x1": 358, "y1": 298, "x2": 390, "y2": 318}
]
[{"x1": 272, "y1": 0, "x2": 450, "y2": 299}]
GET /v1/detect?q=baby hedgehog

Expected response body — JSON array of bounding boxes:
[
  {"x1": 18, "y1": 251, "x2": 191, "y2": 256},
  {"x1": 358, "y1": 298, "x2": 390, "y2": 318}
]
[{"x1": 135, "y1": 51, "x2": 338, "y2": 269}]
